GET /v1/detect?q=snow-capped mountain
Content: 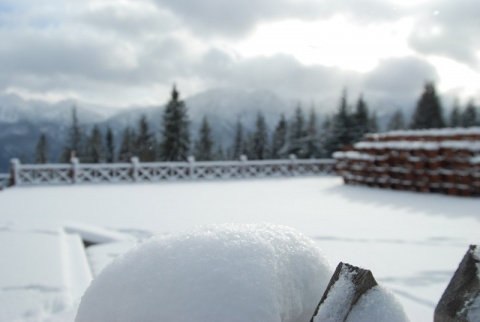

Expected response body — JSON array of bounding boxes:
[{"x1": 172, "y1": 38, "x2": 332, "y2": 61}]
[{"x1": 0, "y1": 93, "x2": 113, "y2": 124}]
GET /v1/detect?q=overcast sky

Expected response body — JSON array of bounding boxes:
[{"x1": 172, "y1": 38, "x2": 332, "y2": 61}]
[{"x1": 0, "y1": 0, "x2": 479, "y2": 111}]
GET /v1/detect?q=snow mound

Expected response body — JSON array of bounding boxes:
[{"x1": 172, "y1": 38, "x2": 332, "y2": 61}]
[{"x1": 75, "y1": 223, "x2": 332, "y2": 322}]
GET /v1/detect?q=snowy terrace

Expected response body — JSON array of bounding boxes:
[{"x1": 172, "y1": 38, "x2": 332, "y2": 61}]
[{"x1": 1, "y1": 177, "x2": 479, "y2": 321}]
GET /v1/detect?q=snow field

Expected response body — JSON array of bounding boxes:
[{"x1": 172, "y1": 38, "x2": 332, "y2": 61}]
[{"x1": 0, "y1": 177, "x2": 479, "y2": 321}]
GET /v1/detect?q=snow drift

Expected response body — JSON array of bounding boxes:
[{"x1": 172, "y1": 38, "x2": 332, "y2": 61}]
[{"x1": 75, "y1": 223, "x2": 332, "y2": 322}]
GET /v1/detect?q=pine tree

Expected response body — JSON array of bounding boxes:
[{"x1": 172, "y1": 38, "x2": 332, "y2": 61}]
[
  {"x1": 160, "y1": 86, "x2": 190, "y2": 161},
  {"x1": 251, "y1": 112, "x2": 269, "y2": 160},
  {"x1": 214, "y1": 144, "x2": 226, "y2": 161},
  {"x1": 288, "y1": 105, "x2": 307, "y2": 157},
  {"x1": 319, "y1": 116, "x2": 334, "y2": 158},
  {"x1": 305, "y1": 107, "x2": 319, "y2": 158},
  {"x1": 35, "y1": 133, "x2": 49, "y2": 164},
  {"x1": 387, "y1": 110, "x2": 406, "y2": 131},
  {"x1": 461, "y1": 101, "x2": 478, "y2": 127},
  {"x1": 352, "y1": 95, "x2": 369, "y2": 141},
  {"x1": 449, "y1": 99, "x2": 461, "y2": 128},
  {"x1": 271, "y1": 114, "x2": 288, "y2": 159},
  {"x1": 410, "y1": 82, "x2": 445, "y2": 129},
  {"x1": 194, "y1": 116, "x2": 214, "y2": 161},
  {"x1": 368, "y1": 111, "x2": 379, "y2": 133},
  {"x1": 85, "y1": 125, "x2": 105, "y2": 163},
  {"x1": 118, "y1": 127, "x2": 135, "y2": 162},
  {"x1": 326, "y1": 89, "x2": 354, "y2": 155},
  {"x1": 60, "y1": 105, "x2": 84, "y2": 162},
  {"x1": 232, "y1": 120, "x2": 246, "y2": 160},
  {"x1": 105, "y1": 126, "x2": 115, "y2": 163},
  {"x1": 136, "y1": 115, "x2": 156, "y2": 162},
  {"x1": 291, "y1": 105, "x2": 306, "y2": 142}
]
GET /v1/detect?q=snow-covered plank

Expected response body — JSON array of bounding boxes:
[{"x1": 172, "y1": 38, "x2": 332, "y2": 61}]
[
  {"x1": 61, "y1": 231, "x2": 93, "y2": 301},
  {"x1": 0, "y1": 230, "x2": 70, "y2": 321},
  {"x1": 63, "y1": 223, "x2": 135, "y2": 246}
]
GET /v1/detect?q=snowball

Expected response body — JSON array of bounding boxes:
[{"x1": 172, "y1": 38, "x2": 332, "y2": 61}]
[{"x1": 75, "y1": 223, "x2": 332, "y2": 322}]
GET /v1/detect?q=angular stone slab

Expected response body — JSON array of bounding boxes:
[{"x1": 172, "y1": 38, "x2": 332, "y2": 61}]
[
  {"x1": 310, "y1": 262, "x2": 378, "y2": 322},
  {"x1": 434, "y1": 245, "x2": 480, "y2": 322}
]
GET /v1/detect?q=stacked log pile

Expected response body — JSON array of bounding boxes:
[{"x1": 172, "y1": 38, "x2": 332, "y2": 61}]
[{"x1": 334, "y1": 127, "x2": 480, "y2": 196}]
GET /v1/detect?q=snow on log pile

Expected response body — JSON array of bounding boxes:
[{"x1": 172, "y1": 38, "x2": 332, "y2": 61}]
[
  {"x1": 75, "y1": 224, "x2": 409, "y2": 322},
  {"x1": 334, "y1": 127, "x2": 480, "y2": 196}
]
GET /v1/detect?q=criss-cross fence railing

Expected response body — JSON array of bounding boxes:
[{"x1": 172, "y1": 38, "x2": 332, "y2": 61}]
[
  {"x1": 8, "y1": 156, "x2": 336, "y2": 186},
  {"x1": 0, "y1": 173, "x2": 9, "y2": 190}
]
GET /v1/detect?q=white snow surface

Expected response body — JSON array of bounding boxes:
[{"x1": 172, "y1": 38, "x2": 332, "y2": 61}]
[
  {"x1": 365, "y1": 127, "x2": 480, "y2": 139},
  {"x1": 355, "y1": 140, "x2": 480, "y2": 151},
  {"x1": 346, "y1": 286, "x2": 409, "y2": 322},
  {"x1": 75, "y1": 223, "x2": 332, "y2": 322},
  {"x1": 1, "y1": 177, "x2": 479, "y2": 321},
  {"x1": 467, "y1": 295, "x2": 480, "y2": 321},
  {"x1": 314, "y1": 269, "x2": 356, "y2": 321}
]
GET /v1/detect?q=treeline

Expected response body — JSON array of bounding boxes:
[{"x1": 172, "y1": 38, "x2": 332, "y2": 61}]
[{"x1": 34, "y1": 83, "x2": 479, "y2": 164}]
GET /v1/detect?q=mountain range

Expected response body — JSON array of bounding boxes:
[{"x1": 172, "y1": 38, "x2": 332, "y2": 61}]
[
  {"x1": 0, "y1": 87, "x2": 410, "y2": 172},
  {"x1": 0, "y1": 88, "x2": 316, "y2": 172}
]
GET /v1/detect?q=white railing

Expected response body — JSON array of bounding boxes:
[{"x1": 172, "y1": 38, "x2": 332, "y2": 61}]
[
  {"x1": 0, "y1": 173, "x2": 9, "y2": 189},
  {"x1": 9, "y1": 156, "x2": 336, "y2": 186}
]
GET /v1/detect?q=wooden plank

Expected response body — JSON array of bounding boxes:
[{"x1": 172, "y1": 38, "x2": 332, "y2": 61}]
[{"x1": 434, "y1": 245, "x2": 480, "y2": 322}]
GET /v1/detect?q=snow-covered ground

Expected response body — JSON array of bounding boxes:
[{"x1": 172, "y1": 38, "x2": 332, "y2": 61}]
[{"x1": 0, "y1": 177, "x2": 479, "y2": 321}]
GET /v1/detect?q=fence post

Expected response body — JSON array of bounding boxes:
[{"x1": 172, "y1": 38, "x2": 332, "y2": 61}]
[
  {"x1": 71, "y1": 157, "x2": 79, "y2": 184},
  {"x1": 240, "y1": 155, "x2": 247, "y2": 178},
  {"x1": 289, "y1": 154, "x2": 297, "y2": 176},
  {"x1": 10, "y1": 158, "x2": 20, "y2": 186},
  {"x1": 188, "y1": 156, "x2": 196, "y2": 180},
  {"x1": 131, "y1": 157, "x2": 139, "y2": 182}
]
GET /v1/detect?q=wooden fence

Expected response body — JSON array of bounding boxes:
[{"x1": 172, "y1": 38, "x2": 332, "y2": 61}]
[{"x1": 7, "y1": 156, "x2": 336, "y2": 187}]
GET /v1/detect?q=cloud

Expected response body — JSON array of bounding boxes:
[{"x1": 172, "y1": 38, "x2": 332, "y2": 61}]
[
  {"x1": 365, "y1": 57, "x2": 439, "y2": 99},
  {"x1": 408, "y1": 0, "x2": 480, "y2": 69},
  {"x1": 151, "y1": 0, "x2": 403, "y2": 37},
  {"x1": 197, "y1": 51, "x2": 361, "y2": 102},
  {"x1": 77, "y1": 2, "x2": 180, "y2": 39},
  {"x1": 195, "y1": 50, "x2": 441, "y2": 111},
  {"x1": 0, "y1": 0, "x2": 476, "y2": 110}
]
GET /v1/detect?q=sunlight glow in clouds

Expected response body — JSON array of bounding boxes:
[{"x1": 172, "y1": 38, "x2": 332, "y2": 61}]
[
  {"x1": 431, "y1": 56, "x2": 480, "y2": 102},
  {"x1": 236, "y1": 17, "x2": 415, "y2": 72}
]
